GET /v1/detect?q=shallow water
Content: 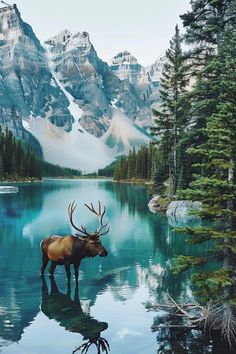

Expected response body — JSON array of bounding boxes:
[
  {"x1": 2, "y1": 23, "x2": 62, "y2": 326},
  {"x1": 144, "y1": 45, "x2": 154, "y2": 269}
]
[{"x1": 0, "y1": 179, "x2": 211, "y2": 354}]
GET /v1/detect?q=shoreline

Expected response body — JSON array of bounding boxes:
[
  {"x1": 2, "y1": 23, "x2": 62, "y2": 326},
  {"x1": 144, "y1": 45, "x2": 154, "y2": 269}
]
[
  {"x1": 0, "y1": 176, "x2": 113, "y2": 184},
  {"x1": 113, "y1": 179, "x2": 153, "y2": 185},
  {"x1": 0, "y1": 177, "x2": 41, "y2": 184}
]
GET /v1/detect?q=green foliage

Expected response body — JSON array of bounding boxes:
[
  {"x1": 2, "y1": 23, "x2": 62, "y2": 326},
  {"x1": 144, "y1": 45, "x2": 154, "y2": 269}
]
[
  {"x1": 0, "y1": 126, "x2": 42, "y2": 180},
  {"x1": 192, "y1": 269, "x2": 234, "y2": 301},
  {"x1": 98, "y1": 159, "x2": 119, "y2": 177},
  {"x1": 113, "y1": 143, "x2": 157, "y2": 182},
  {"x1": 0, "y1": 126, "x2": 81, "y2": 180},
  {"x1": 42, "y1": 161, "x2": 81, "y2": 177},
  {"x1": 151, "y1": 25, "x2": 191, "y2": 196},
  {"x1": 173, "y1": 255, "x2": 207, "y2": 275},
  {"x1": 170, "y1": 0, "x2": 236, "y2": 313}
]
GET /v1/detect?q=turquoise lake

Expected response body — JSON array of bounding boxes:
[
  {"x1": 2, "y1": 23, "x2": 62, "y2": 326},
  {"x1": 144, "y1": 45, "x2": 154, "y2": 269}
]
[{"x1": 0, "y1": 179, "x2": 212, "y2": 354}]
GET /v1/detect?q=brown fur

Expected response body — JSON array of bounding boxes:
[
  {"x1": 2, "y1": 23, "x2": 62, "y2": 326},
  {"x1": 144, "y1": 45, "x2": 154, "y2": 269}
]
[{"x1": 40, "y1": 235, "x2": 108, "y2": 282}]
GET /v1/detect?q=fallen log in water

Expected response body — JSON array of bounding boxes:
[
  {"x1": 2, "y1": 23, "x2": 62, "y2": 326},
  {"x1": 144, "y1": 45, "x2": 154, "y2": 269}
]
[{"x1": 144, "y1": 292, "x2": 208, "y2": 329}]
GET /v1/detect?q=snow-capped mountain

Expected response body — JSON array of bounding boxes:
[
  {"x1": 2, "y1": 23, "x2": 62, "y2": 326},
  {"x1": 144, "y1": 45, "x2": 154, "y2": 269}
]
[
  {"x1": 45, "y1": 31, "x2": 154, "y2": 137},
  {"x1": 110, "y1": 50, "x2": 142, "y2": 83},
  {"x1": 0, "y1": 4, "x2": 73, "y2": 155},
  {"x1": 110, "y1": 51, "x2": 164, "y2": 111},
  {"x1": 0, "y1": 4, "x2": 163, "y2": 171}
]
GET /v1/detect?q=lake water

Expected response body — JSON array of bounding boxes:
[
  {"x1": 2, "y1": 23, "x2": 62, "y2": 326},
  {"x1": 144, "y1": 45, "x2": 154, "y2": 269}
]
[{"x1": 0, "y1": 179, "x2": 212, "y2": 354}]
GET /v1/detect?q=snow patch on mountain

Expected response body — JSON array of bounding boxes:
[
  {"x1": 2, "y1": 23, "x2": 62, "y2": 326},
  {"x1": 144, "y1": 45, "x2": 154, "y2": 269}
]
[
  {"x1": 22, "y1": 44, "x2": 150, "y2": 172},
  {"x1": 22, "y1": 117, "x2": 114, "y2": 172},
  {"x1": 21, "y1": 45, "x2": 115, "y2": 172},
  {"x1": 102, "y1": 108, "x2": 150, "y2": 154},
  {"x1": 44, "y1": 44, "x2": 84, "y2": 127},
  {"x1": 0, "y1": 4, "x2": 158, "y2": 171}
]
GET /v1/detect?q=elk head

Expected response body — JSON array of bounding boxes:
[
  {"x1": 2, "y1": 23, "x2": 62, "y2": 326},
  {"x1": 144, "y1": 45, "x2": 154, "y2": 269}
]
[{"x1": 68, "y1": 201, "x2": 110, "y2": 258}]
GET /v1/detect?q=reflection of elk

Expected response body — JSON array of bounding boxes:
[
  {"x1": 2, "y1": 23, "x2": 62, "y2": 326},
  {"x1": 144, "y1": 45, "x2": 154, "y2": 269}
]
[
  {"x1": 41, "y1": 201, "x2": 110, "y2": 282},
  {"x1": 41, "y1": 277, "x2": 110, "y2": 354}
]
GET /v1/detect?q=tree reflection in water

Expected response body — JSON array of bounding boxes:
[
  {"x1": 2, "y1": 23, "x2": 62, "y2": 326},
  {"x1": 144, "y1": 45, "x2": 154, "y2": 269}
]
[{"x1": 41, "y1": 276, "x2": 110, "y2": 354}]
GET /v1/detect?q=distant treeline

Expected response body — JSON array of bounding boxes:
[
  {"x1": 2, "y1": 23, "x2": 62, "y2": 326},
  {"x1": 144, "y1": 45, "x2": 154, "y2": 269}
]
[
  {"x1": 42, "y1": 161, "x2": 81, "y2": 178},
  {"x1": 113, "y1": 144, "x2": 158, "y2": 181},
  {"x1": 0, "y1": 126, "x2": 81, "y2": 180},
  {"x1": 0, "y1": 126, "x2": 42, "y2": 179},
  {"x1": 98, "y1": 160, "x2": 119, "y2": 177}
]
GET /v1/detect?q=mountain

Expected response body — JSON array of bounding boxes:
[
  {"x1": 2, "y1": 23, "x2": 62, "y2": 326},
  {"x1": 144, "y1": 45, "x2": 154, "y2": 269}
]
[
  {"x1": 110, "y1": 51, "x2": 164, "y2": 111},
  {"x1": 110, "y1": 50, "x2": 142, "y2": 83},
  {"x1": 0, "y1": 4, "x2": 72, "y2": 155},
  {"x1": 102, "y1": 108, "x2": 150, "y2": 154},
  {"x1": 45, "y1": 31, "x2": 153, "y2": 137},
  {"x1": 0, "y1": 4, "x2": 163, "y2": 171}
]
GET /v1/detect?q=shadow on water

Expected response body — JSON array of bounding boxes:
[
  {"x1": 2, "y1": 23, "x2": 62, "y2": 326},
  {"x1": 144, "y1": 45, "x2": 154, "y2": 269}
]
[{"x1": 41, "y1": 276, "x2": 110, "y2": 354}]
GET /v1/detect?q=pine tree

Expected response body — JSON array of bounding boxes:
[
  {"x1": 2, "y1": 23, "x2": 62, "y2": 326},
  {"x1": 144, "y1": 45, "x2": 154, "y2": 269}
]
[
  {"x1": 113, "y1": 144, "x2": 156, "y2": 182},
  {"x1": 179, "y1": 0, "x2": 236, "y2": 181},
  {"x1": 152, "y1": 25, "x2": 190, "y2": 197},
  {"x1": 127, "y1": 148, "x2": 136, "y2": 179},
  {"x1": 173, "y1": 1, "x2": 236, "y2": 345}
]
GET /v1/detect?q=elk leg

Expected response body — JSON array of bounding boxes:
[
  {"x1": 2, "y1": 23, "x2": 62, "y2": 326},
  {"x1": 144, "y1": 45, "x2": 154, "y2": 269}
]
[
  {"x1": 41, "y1": 253, "x2": 49, "y2": 275},
  {"x1": 74, "y1": 263, "x2": 80, "y2": 283},
  {"x1": 49, "y1": 261, "x2": 57, "y2": 275},
  {"x1": 65, "y1": 263, "x2": 71, "y2": 283}
]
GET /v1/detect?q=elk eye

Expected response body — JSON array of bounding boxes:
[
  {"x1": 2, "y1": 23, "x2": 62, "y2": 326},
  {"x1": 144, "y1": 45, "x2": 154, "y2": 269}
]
[{"x1": 90, "y1": 241, "x2": 94, "y2": 245}]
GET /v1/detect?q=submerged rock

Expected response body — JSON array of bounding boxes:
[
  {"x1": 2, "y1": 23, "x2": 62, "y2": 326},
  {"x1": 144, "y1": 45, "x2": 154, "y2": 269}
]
[
  {"x1": 166, "y1": 200, "x2": 202, "y2": 218},
  {"x1": 148, "y1": 197, "x2": 202, "y2": 227},
  {"x1": 148, "y1": 195, "x2": 170, "y2": 214},
  {"x1": 166, "y1": 200, "x2": 202, "y2": 227}
]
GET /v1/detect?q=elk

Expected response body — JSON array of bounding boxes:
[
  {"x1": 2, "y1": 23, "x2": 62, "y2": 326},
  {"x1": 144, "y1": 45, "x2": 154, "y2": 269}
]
[{"x1": 40, "y1": 201, "x2": 110, "y2": 282}]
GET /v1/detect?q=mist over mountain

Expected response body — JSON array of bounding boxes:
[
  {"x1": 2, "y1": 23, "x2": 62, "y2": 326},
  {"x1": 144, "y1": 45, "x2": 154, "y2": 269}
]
[{"x1": 0, "y1": 4, "x2": 163, "y2": 171}]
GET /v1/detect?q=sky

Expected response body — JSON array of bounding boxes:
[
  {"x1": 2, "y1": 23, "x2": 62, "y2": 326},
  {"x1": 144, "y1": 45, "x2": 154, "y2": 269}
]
[{"x1": 7, "y1": 0, "x2": 190, "y2": 66}]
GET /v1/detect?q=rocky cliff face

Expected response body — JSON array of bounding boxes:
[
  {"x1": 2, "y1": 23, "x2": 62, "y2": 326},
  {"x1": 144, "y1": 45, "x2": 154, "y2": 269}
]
[
  {"x1": 110, "y1": 51, "x2": 164, "y2": 113},
  {"x1": 110, "y1": 50, "x2": 142, "y2": 83},
  {"x1": 45, "y1": 30, "x2": 119, "y2": 137},
  {"x1": 0, "y1": 4, "x2": 162, "y2": 170},
  {"x1": 45, "y1": 32, "x2": 153, "y2": 137},
  {"x1": 0, "y1": 4, "x2": 72, "y2": 153}
]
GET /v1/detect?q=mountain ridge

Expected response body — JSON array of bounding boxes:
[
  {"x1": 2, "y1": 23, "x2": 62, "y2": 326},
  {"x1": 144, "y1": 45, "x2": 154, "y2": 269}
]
[{"x1": 0, "y1": 4, "x2": 163, "y2": 171}]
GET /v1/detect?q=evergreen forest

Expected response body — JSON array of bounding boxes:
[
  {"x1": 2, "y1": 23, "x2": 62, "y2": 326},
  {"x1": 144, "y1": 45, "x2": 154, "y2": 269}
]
[
  {"x1": 0, "y1": 126, "x2": 81, "y2": 180},
  {"x1": 113, "y1": 0, "x2": 236, "y2": 347}
]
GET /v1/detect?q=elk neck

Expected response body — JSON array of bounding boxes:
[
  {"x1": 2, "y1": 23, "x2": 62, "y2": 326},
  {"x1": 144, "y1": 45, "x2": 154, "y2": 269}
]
[{"x1": 73, "y1": 236, "x2": 88, "y2": 260}]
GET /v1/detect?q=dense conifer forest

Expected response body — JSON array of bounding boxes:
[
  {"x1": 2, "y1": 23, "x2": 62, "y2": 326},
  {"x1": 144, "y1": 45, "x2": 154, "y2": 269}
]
[
  {"x1": 0, "y1": 126, "x2": 81, "y2": 180},
  {"x1": 113, "y1": 0, "x2": 236, "y2": 346},
  {"x1": 112, "y1": 144, "x2": 158, "y2": 182}
]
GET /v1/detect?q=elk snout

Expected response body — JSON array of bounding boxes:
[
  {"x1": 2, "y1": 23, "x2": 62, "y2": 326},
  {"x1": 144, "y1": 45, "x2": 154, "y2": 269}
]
[{"x1": 99, "y1": 249, "x2": 108, "y2": 257}]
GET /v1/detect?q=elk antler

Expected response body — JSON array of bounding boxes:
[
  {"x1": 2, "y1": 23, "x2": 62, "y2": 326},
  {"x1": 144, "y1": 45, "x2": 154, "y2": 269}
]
[
  {"x1": 68, "y1": 201, "x2": 110, "y2": 238},
  {"x1": 68, "y1": 201, "x2": 88, "y2": 237},
  {"x1": 84, "y1": 201, "x2": 110, "y2": 237}
]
